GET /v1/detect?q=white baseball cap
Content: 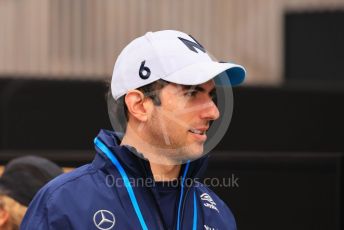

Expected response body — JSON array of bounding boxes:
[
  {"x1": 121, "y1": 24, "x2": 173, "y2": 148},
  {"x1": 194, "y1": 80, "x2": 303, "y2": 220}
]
[{"x1": 111, "y1": 30, "x2": 246, "y2": 100}]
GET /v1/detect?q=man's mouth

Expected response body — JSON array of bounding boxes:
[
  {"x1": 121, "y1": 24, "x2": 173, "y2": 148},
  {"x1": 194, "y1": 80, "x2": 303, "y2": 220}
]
[
  {"x1": 188, "y1": 127, "x2": 208, "y2": 142},
  {"x1": 189, "y1": 128, "x2": 206, "y2": 135}
]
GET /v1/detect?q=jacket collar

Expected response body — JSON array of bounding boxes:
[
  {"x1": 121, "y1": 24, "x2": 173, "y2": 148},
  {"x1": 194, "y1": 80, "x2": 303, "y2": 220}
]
[{"x1": 93, "y1": 129, "x2": 209, "y2": 180}]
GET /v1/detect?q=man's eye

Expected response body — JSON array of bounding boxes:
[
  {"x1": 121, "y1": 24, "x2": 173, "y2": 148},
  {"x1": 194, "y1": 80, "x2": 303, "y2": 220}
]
[
  {"x1": 210, "y1": 91, "x2": 217, "y2": 104},
  {"x1": 210, "y1": 92, "x2": 217, "y2": 100},
  {"x1": 185, "y1": 91, "x2": 198, "y2": 97}
]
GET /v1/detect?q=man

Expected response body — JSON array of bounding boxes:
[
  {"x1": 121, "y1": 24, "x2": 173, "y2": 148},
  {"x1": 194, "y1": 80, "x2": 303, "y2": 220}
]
[
  {"x1": 21, "y1": 30, "x2": 246, "y2": 230},
  {"x1": 0, "y1": 156, "x2": 63, "y2": 230}
]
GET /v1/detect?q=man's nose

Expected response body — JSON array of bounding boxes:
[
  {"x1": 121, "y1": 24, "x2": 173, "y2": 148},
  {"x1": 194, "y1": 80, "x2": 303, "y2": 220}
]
[{"x1": 200, "y1": 100, "x2": 220, "y2": 121}]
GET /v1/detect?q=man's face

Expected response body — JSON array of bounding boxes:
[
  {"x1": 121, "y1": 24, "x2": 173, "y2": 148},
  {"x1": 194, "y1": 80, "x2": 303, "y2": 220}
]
[{"x1": 146, "y1": 80, "x2": 220, "y2": 161}]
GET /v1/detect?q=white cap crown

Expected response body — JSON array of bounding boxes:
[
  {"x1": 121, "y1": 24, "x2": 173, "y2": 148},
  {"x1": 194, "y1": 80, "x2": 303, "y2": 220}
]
[{"x1": 111, "y1": 30, "x2": 245, "y2": 100}]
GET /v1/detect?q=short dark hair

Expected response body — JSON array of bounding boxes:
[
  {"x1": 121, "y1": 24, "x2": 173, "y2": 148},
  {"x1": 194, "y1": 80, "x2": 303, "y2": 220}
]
[{"x1": 107, "y1": 79, "x2": 169, "y2": 127}]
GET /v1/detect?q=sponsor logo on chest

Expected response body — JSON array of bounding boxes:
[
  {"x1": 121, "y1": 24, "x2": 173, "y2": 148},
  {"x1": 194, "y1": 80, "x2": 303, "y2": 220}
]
[
  {"x1": 200, "y1": 193, "x2": 219, "y2": 213},
  {"x1": 93, "y1": 210, "x2": 116, "y2": 230},
  {"x1": 204, "y1": 224, "x2": 217, "y2": 230}
]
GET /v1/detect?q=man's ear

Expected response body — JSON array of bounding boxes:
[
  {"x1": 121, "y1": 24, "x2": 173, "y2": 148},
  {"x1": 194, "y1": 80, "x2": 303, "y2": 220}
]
[
  {"x1": 0, "y1": 207, "x2": 10, "y2": 226},
  {"x1": 125, "y1": 90, "x2": 152, "y2": 122}
]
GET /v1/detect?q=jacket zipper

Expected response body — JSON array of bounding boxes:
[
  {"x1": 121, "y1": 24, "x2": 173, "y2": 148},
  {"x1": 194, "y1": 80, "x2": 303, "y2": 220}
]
[
  {"x1": 179, "y1": 163, "x2": 205, "y2": 230},
  {"x1": 178, "y1": 186, "x2": 192, "y2": 229},
  {"x1": 137, "y1": 159, "x2": 167, "y2": 230}
]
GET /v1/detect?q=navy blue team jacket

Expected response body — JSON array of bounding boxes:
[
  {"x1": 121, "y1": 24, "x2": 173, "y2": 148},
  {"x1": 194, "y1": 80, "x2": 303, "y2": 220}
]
[{"x1": 21, "y1": 130, "x2": 236, "y2": 230}]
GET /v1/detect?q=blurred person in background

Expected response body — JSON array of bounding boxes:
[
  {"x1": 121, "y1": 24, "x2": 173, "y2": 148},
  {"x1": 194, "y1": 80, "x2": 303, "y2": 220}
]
[{"x1": 0, "y1": 156, "x2": 63, "y2": 230}]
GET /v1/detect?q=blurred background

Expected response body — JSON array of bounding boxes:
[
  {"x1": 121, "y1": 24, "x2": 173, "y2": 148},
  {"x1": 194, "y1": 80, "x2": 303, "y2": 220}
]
[{"x1": 0, "y1": 0, "x2": 343, "y2": 229}]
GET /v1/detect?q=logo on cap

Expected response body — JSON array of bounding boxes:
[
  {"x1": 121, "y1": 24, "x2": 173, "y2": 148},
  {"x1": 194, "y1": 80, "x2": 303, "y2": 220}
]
[{"x1": 178, "y1": 36, "x2": 206, "y2": 53}]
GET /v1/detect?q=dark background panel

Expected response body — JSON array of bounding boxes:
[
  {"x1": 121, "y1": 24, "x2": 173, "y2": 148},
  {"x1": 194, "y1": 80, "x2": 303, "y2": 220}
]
[
  {"x1": 0, "y1": 78, "x2": 343, "y2": 153},
  {"x1": 206, "y1": 152, "x2": 341, "y2": 230},
  {"x1": 217, "y1": 86, "x2": 344, "y2": 153},
  {"x1": 285, "y1": 10, "x2": 344, "y2": 83},
  {"x1": 0, "y1": 78, "x2": 111, "y2": 150}
]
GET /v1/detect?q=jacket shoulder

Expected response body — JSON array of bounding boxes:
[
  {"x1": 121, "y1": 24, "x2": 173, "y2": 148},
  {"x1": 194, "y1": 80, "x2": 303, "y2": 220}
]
[
  {"x1": 195, "y1": 182, "x2": 234, "y2": 210},
  {"x1": 42, "y1": 163, "x2": 97, "y2": 196},
  {"x1": 21, "y1": 163, "x2": 100, "y2": 229}
]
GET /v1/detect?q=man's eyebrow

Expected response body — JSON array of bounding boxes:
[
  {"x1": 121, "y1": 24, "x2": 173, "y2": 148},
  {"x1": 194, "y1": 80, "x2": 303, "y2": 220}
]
[
  {"x1": 181, "y1": 85, "x2": 217, "y2": 95},
  {"x1": 181, "y1": 85, "x2": 205, "y2": 92}
]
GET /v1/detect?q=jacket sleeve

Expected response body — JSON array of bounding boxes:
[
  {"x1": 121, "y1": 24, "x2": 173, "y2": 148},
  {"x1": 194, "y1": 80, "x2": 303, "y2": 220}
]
[
  {"x1": 21, "y1": 181, "x2": 78, "y2": 230},
  {"x1": 213, "y1": 192, "x2": 237, "y2": 230},
  {"x1": 20, "y1": 187, "x2": 51, "y2": 230}
]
